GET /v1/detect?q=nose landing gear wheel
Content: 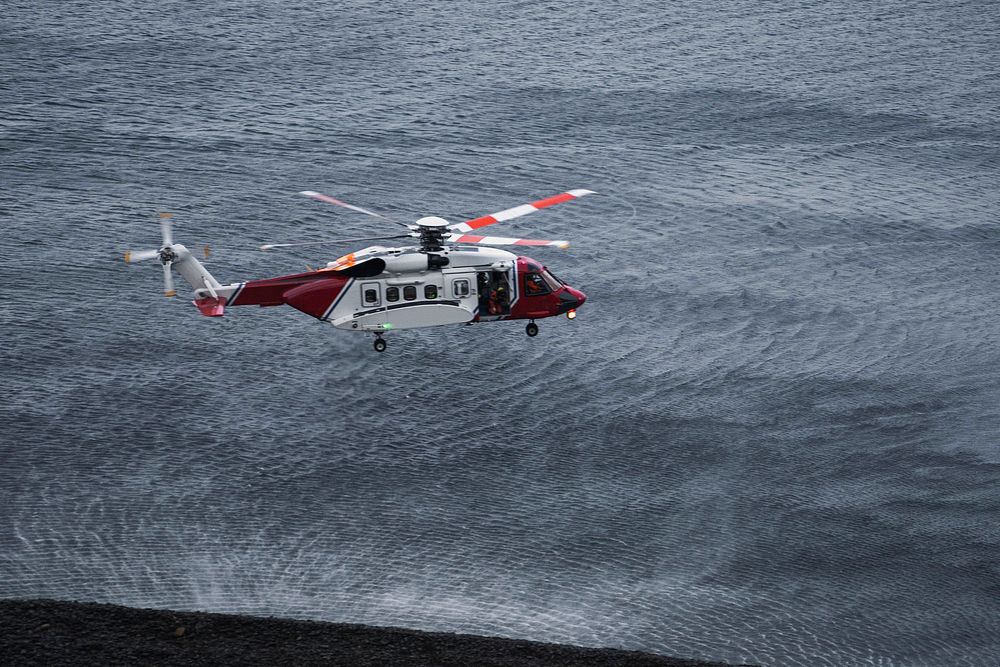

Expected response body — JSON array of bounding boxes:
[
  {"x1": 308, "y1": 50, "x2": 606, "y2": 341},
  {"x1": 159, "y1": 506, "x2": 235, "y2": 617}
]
[
  {"x1": 525, "y1": 321, "x2": 539, "y2": 337},
  {"x1": 373, "y1": 336, "x2": 387, "y2": 352}
]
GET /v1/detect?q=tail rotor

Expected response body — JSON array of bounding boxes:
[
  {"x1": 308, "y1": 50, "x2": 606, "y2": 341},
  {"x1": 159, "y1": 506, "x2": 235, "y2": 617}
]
[{"x1": 124, "y1": 212, "x2": 215, "y2": 298}]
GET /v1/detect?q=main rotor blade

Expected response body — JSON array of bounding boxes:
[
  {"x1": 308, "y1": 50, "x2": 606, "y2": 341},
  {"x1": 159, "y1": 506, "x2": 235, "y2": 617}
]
[
  {"x1": 300, "y1": 191, "x2": 410, "y2": 229},
  {"x1": 446, "y1": 233, "x2": 570, "y2": 249},
  {"x1": 260, "y1": 234, "x2": 410, "y2": 251},
  {"x1": 125, "y1": 249, "x2": 159, "y2": 264},
  {"x1": 449, "y1": 189, "x2": 595, "y2": 234}
]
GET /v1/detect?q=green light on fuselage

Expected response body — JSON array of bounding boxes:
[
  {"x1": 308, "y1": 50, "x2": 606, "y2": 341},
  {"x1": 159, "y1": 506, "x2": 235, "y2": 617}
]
[{"x1": 382, "y1": 323, "x2": 393, "y2": 330}]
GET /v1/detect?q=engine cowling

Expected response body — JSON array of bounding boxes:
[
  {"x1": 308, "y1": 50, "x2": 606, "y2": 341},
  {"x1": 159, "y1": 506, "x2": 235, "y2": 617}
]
[{"x1": 382, "y1": 252, "x2": 447, "y2": 274}]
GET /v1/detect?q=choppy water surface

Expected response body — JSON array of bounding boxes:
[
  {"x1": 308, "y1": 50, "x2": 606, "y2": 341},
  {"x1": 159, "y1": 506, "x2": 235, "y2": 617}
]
[{"x1": 2, "y1": 2, "x2": 999, "y2": 665}]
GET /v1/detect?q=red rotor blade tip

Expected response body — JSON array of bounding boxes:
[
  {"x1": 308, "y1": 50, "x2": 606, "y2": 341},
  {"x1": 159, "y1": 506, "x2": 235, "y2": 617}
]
[{"x1": 449, "y1": 188, "x2": 595, "y2": 233}]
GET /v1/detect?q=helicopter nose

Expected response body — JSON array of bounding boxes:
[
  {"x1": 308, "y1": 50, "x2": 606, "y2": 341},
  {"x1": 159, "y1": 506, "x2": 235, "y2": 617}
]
[{"x1": 558, "y1": 286, "x2": 586, "y2": 312}]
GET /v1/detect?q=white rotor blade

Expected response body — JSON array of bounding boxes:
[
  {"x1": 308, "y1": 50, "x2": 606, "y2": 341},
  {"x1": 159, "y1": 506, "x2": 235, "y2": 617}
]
[
  {"x1": 125, "y1": 249, "x2": 159, "y2": 264},
  {"x1": 446, "y1": 233, "x2": 569, "y2": 249},
  {"x1": 159, "y1": 213, "x2": 174, "y2": 246},
  {"x1": 163, "y1": 262, "x2": 176, "y2": 297},
  {"x1": 300, "y1": 191, "x2": 409, "y2": 229},
  {"x1": 260, "y1": 234, "x2": 410, "y2": 251},
  {"x1": 449, "y1": 189, "x2": 595, "y2": 234}
]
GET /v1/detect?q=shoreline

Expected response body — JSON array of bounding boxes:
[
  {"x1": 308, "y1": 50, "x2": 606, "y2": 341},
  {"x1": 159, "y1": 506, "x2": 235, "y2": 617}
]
[{"x1": 0, "y1": 598, "x2": 745, "y2": 666}]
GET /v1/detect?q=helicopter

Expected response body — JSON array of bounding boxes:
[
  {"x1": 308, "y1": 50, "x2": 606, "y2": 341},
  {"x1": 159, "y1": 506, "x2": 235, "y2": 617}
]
[{"x1": 124, "y1": 189, "x2": 593, "y2": 352}]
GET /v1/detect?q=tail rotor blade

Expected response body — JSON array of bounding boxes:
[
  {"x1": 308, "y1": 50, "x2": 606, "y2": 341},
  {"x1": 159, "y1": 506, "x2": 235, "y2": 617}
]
[
  {"x1": 125, "y1": 249, "x2": 159, "y2": 264},
  {"x1": 159, "y1": 212, "x2": 174, "y2": 246},
  {"x1": 163, "y1": 261, "x2": 176, "y2": 297}
]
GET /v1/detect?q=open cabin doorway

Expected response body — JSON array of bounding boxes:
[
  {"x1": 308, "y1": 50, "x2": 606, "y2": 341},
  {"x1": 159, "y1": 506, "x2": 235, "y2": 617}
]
[{"x1": 477, "y1": 269, "x2": 511, "y2": 317}]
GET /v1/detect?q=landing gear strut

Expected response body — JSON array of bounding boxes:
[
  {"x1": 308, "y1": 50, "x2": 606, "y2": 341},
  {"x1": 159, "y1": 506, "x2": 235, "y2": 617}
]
[
  {"x1": 373, "y1": 335, "x2": 387, "y2": 352},
  {"x1": 525, "y1": 321, "x2": 539, "y2": 337}
]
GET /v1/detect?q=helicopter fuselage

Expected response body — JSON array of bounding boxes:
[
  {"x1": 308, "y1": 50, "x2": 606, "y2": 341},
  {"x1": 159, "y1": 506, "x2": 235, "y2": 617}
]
[{"x1": 192, "y1": 245, "x2": 586, "y2": 334}]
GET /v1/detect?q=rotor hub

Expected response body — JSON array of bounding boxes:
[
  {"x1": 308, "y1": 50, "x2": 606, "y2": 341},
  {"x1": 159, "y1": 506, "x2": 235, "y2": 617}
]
[
  {"x1": 159, "y1": 246, "x2": 177, "y2": 264},
  {"x1": 414, "y1": 216, "x2": 449, "y2": 252}
]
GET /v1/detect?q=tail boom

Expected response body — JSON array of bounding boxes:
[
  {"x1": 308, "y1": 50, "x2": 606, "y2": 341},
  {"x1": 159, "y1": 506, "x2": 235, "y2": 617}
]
[{"x1": 193, "y1": 271, "x2": 351, "y2": 320}]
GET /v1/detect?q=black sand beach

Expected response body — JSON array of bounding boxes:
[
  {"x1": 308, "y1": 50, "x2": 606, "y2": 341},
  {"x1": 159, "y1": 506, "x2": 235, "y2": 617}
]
[{"x1": 0, "y1": 599, "x2": 740, "y2": 666}]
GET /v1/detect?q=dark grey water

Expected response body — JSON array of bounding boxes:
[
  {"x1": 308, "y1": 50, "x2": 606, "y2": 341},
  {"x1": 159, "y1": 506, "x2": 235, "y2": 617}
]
[{"x1": 3, "y1": 1, "x2": 999, "y2": 665}]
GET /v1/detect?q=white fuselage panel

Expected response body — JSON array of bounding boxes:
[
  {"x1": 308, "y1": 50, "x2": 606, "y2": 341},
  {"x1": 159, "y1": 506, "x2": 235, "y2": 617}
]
[{"x1": 324, "y1": 246, "x2": 517, "y2": 332}]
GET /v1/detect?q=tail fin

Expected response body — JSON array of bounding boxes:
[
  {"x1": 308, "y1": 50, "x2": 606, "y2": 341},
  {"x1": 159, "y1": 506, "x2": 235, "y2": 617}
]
[
  {"x1": 169, "y1": 244, "x2": 237, "y2": 316},
  {"x1": 169, "y1": 244, "x2": 222, "y2": 295}
]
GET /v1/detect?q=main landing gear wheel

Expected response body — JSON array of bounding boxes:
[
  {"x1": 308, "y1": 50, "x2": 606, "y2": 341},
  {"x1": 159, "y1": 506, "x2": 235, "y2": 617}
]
[
  {"x1": 373, "y1": 336, "x2": 387, "y2": 352},
  {"x1": 525, "y1": 321, "x2": 539, "y2": 337}
]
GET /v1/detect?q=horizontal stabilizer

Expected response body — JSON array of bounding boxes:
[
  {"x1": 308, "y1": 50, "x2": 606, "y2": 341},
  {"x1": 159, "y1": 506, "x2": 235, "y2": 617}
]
[{"x1": 193, "y1": 296, "x2": 226, "y2": 317}]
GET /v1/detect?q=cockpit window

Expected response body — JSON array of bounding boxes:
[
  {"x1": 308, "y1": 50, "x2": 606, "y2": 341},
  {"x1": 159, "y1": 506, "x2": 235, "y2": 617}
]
[
  {"x1": 541, "y1": 269, "x2": 562, "y2": 292},
  {"x1": 525, "y1": 273, "x2": 550, "y2": 295}
]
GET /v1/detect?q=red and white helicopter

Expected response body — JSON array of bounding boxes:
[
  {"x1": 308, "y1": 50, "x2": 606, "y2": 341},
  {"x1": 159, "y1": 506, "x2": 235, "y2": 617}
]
[{"x1": 125, "y1": 189, "x2": 593, "y2": 352}]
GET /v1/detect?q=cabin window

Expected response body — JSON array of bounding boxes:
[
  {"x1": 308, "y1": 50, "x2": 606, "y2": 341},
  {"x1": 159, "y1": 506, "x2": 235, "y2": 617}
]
[
  {"x1": 403, "y1": 285, "x2": 417, "y2": 301},
  {"x1": 525, "y1": 273, "x2": 550, "y2": 296},
  {"x1": 386, "y1": 286, "x2": 399, "y2": 302},
  {"x1": 424, "y1": 284, "x2": 438, "y2": 299},
  {"x1": 453, "y1": 279, "x2": 470, "y2": 298},
  {"x1": 361, "y1": 282, "x2": 381, "y2": 306}
]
